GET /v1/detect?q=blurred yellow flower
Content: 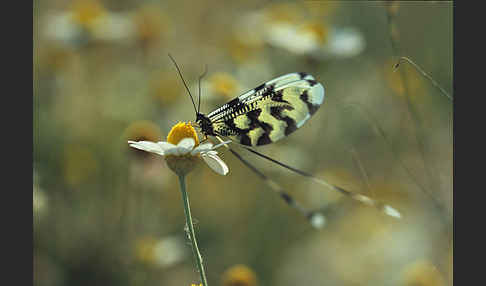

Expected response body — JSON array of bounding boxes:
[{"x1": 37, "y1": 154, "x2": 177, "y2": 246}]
[
  {"x1": 70, "y1": 0, "x2": 106, "y2": 30},
  {"x1": 401, "y1": 259, "x2": 446, "y2": 286},
  {"x1": 221, "y1": 264, "x2": 257, "y2": 286},
  {"x1": 124, "y1": 120, "x2": 162, "y2": 142},
  {"x1": 301, "y1": 21, "x2": 330, "y2": 45},
  {"x1": 124, "y1": 120, "x2": 162, "y2": 160},
  {"x1": 149, "y1": 71, "x2": 183, "y2": 106},
  {"x1": 133, "y1": 4, "x2": 171, "y2": 48},
  {"x1": 227, "y1": 35, "x2": 264, "y2": 63},
  {"x1": 135, "y1": 236, "x2": 157, "y2": 264},
  {"x1": 208, "y1": 73, "x2": 240, "y2": 99}
]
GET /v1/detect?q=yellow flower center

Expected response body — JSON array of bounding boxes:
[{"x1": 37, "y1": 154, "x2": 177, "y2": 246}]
[
  {"x1": 166, "y1": 122, "x2": 199, "y2": 146},
  {"x1": 301, "y1": 22, "x2": 329, "y2": 44},
  {"x1": 70, "y1": 0, "x2": 106, "y2": 28}
]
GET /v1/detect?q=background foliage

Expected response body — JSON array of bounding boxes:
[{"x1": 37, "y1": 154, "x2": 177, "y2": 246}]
[{"x1": 34, "y1": 1, "x2": 453, "y2": 286}]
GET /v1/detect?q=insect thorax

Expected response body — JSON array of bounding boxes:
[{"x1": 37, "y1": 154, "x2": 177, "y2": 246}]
[{"x1": 196, "y1": 113, "x2": 216, "y2": 136}]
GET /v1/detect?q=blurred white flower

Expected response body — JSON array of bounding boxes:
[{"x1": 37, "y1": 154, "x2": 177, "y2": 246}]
[
  {"x1": 135, "y1": 235, "x2": 188, "y2": 268},
  {"x1": 235, "y1": 7, "x2": 365, "y2": 60},
  {"x1": 265, "y1": 23, "x2": 365, "y2": 59},
  {"x1": 152, "y1": 235, "x2": 188, "y2": 267},
  {"x1": 43, "y1": 2, "x2": 135, "y2": 47},
  {"x1": 318, "y1": 27, "x2": 366, "y2": 59},
  {"x1": 204, "y1": 72, "x2": 242, "y2": 100},
  {"x1": 265, "y1": 22, "x2": 325, "y2": 54}
]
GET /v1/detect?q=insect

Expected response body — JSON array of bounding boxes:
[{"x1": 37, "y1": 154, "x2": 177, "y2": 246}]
[
  {"x1": 168, "y1": 54, "x2": 400, "y2": 227},
  {"x1": 199, "y1": 72, "x2": 323, "y2": 146}
]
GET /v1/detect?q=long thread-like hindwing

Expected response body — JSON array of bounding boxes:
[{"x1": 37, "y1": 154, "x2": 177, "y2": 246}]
[
  {"x1": 195, "y1": 74, "x2": 400, "y2": 226},
  {"x1": 208, "y1": 73, "x2": 325, "y2": 146}
]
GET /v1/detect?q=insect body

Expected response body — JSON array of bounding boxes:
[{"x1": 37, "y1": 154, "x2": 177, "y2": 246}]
[{"x1": 197, "y1": 73, "x2": 324, "y2": 146}]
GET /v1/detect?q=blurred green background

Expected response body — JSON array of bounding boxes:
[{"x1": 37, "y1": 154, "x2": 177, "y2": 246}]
[{"x1": 34, "y1": 1, "x2": 453, "y2": 286}]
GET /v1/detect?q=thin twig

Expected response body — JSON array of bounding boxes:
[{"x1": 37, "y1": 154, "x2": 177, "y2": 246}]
[
  {"x1": 394, "y1": 56, "x2": 452, "y2": 101},
  {"x1": 385, "y1": 3, "x2": 441, "y2": 208},
  {"x1": 343, "y1": 103, "x2": 451, "y2": 222}
]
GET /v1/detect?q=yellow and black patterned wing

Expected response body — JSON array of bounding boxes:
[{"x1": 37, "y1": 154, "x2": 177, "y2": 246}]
[{"x1": 208, "y1": 73, "x2": 325, "y2": 146}]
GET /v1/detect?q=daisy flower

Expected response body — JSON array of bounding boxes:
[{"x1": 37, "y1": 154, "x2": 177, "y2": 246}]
[
  {"x1": 128, "y1": 121, "x2": 225, "y2": 286},
  {"x1": 128, "y1": 121, "x2": 229, "y2": 176}
]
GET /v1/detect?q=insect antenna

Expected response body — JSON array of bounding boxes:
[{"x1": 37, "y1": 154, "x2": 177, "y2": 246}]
[
  {"x1": 168, "y1": 54, "x2": 198, "y2": 114},
  {"x1": 241, "y1": 146, "x2": 401, "y2": 219},
  {"x1": 197, "y1": 64, "x2": 208, "y2": 114},
  {"x1": 215, "y1": 137, "x2": 326, "y2": 229}
]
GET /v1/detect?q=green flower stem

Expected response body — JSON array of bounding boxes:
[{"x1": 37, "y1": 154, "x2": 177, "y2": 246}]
[{"x1": 178, "y1": 175, "x2": 209, "y2": 286}]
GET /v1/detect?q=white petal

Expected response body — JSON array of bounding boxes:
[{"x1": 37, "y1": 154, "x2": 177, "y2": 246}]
[
  {"x1": 201, "y1": 153, "x2": 229, "y2": 175},
  {"x1": 191, "y1": 142, "x2": 214, "y2": 155},
  {"x1": 176, "y1": 146, "x2": 191, "y2": 155},
  {"x1": 177, "y1": 138, "x2": 195, "y2": 150},
  {"x1": 157, "y1": 141, "x2": 176, "y2": 152},
  {"x1": 310, "y1": 213, "x2": 326, "y2": 229},
  {"x1": 384, "y1": 205, "x2": 401, "y2": 219},
  {"x1": 163, "y1": 148, "x2": 179, "y2": 156},
  {"x1": 128, "y1": 141, "x2": 164, "y2": 155}
]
